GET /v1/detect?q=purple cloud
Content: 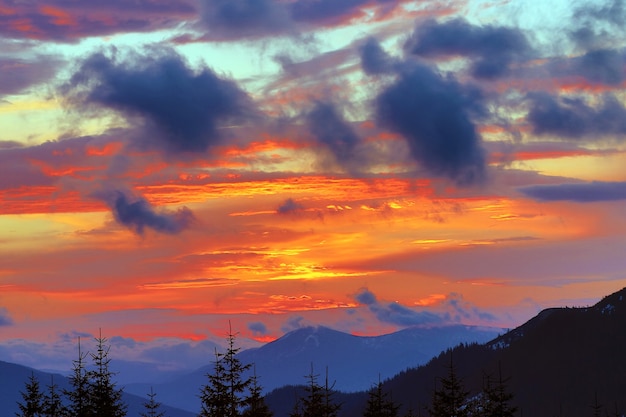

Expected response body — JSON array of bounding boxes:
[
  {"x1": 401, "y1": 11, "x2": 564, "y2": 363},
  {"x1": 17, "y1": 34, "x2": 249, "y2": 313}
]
[
  {"x1": 375, "y1": 64, "x2": 486, "y2": 185},
  {"x1": 527, "y1": 93, "x2": 626, "y2": 139},
  {"x1": 359, "y1": 37, "x2": 397, "y2": 75},
  {"x1": 305, "y1": 101, "x2": 362, "y2": 169},
  {"x1": 520, "y1": 181, "x2": 626, "y2": 202},
  {"x1": 96, "y1": 189, "x2": 195, "y2": 235},
  {"x1": 0, "y1": 56, "x2": 63, "y2": 97},
  {"x1": 0, "y1": 307, "x2": 13, "y2": 326},
  {"x1": 64, "y1": 48, "x2": 255, "y2": 156},
  {"x1": 0, "y1": 0, "x2": 195, "y2": 42},
  {"x1": 353, "y1": 288, "x2": 443, "y2": 327},
  {"x1": 248, "y1": 321, "x2": 268, "y2": 335},
  {"x1": 405, "y1": 18, "x2": 532, "y2": 80},
  {"x1": 277, "y1": 198, "x2": 305, "y2": 215}
]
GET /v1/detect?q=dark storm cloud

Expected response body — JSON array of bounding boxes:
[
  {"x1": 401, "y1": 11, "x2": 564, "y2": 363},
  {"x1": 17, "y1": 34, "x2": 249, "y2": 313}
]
[
  {"x1": 375, "y1": 65, "x2": 486, "y2": 185},
  {"x1": 0, "y1": 56, "x2": 63, "y2": 97},
  {"x1": 0, "y1": 308, "x2": 13, "y2": 326},
  {"x1": 199, "y1": 0, "x2": 292, "y2": 39},
  {"x1": 248, "y1": 321, "x2": 269, "y2": 335},
  {"x1": 96, "y1": 190, "x2": 195, "y2": 235},
  {"x1": 306, "y1": 102, "x2": 361, "y2": 166},
  {"x1": 520, "y1": 181, "x2": 626, "y2": 202},
  {"x1": 353, "y1": 288, "x2": 443, "y2": 327},
  {"x1": 405, "y1": 18, "x2": 531, "y2": 80},
  {"x1": 65, "y1": 49, "x2": 254, "y2": 155},
  {"x1": 0, "y1": 0, "x2": 195, "y2": 42},
  {"x1": 575, "y1": 49, "x2": 625, "y2": 86},
  {"x1": 527, "y1": 93, "x2": 626, "y2": 139},
  {"x1": 359, "y1": 37, "x2": 396, "y2": 75},
  {"x1": 277, "y1": 198, "x2": 305, "y2": 215}
]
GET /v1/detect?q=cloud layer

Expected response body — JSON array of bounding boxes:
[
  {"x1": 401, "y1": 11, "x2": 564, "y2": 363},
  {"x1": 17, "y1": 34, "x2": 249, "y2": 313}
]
[{"x1": 65, "y1": 49, "x2": 255, "y2": 155}]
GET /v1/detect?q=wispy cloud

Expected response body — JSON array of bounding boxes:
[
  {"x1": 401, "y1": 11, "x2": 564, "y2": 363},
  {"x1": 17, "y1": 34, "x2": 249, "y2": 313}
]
[{"x1": 520, "y1": 181, "x2": 626, "y2": 202}]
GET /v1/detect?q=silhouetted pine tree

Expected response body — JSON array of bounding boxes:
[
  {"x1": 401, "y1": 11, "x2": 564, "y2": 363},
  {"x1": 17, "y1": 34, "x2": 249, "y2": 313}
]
[
  {"x1": 297, "y1": 365, "x2": 340, "y2": 417},
  {"x1": 481, "y1": 365, "x2": 517, "y2": 417},
  {"x1": 65, "y1": 337, "x2": 92, "y2": 417},
  {"x1": 223, "y1": 326, "x2": 252, "y2": 417},
  {"x1": 242, "y1": 368, "x2": 272, "y2": 417},
  {"x1": 42, "y1": 375, "x2": 67, "y2": 417},
  {"x1": 589, "y1": 392, "x2": 602, "y2": 417},
  {"x1": 428, "y1": 357, "x2": 469, "y2": 417},
  {"x1": 88, "y1": 330, "x2": 127, "y2": 417},
  {"x1": 199, "y1": 326, "x2": 251, "y2": 417},
  {"x1": 16, "y1": 372, "x2": 44, "y2": 417},
  {"x1": 199, "y1": 348, "x2": 229, "y2": 417},
  {"x1": 363, "y1": 379, "x2": 399, "y2": 417},
  {"x1": 140, "y1": 387, "x2": 165, "y2": 417}
]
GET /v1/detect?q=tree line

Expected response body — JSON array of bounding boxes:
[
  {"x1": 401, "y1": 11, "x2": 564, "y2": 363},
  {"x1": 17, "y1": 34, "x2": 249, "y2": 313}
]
[{"x1": 15, "y1": 330, "x2": 522, "y2": 417}]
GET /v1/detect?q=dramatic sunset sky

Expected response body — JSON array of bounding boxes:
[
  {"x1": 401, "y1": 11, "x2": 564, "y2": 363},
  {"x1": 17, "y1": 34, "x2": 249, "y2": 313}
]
[{"x1": 2, "y1": 0, "x2": 626, "y2": 373}]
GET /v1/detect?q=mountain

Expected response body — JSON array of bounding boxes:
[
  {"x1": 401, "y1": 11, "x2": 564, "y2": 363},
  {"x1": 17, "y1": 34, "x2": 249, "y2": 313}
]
[
  {"x1": 0, "y1": 360, "x2": 194, "y2": 417},
  {"x1": 125, "y1": 324, "x2": 500, "y2": 412},
  {"x1": 265, "y1": 287, "x2": 626, "y2": 417}
]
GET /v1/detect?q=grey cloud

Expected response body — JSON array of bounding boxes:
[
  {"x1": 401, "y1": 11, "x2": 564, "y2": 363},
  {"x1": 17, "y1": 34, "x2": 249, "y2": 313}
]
[
  {"x1": 96, "y1": 189, "x2": 195, "y2": 235},
  {"x1": 354, "y1": 288, "x2": 377, "y2": 305},
  {"x1": 359, "y1": 37, "x2": 397, "y2": 75},
  {"x1": 444, "y1": 293, "x2": 496, "y2": 323},
  {"x1": 520, "y1": 181, "x2": 626, "y2": 202},
  {"x1": 248, "y1": 321, "x2": 268, "y2": 335},
  {"x1": 277, "y1": 198, "x2": 305, "y2": 215},
  {"x1": 527, "y1": 93, "x2": 626, "y2": 139},
  {"x1": 281, "y1": 315, "x2": 307, "y2": 333},
  {"x1": 405, "y1": 18, "x2": 531, "y2": 80},
  {"x1": 0, "y1": 56, "x2": 63, "y2": 98},
  {"x1": 199, "y1": 0, "x2": 292, "y2": 39},
  {"x1": 64, "y1": 48, "x2": 255, "y2": 156},
  {"x1": 571, "y1": 0, "x2": 626, "y2": 48},
  {"x1": 306, "y1": 102, "x2": 361, "y2": 168},
  {"x1": 353, "y1": 288, "x2": 443, "y2": 327},
  {"x1": 0, "y1": 307, "x2": 13, "y2": 326},
  {"x1": 375, "y1": 64, "x2": 486, "y2": 185},
  {"x1": 576, "y1": 49, "x2": 625, "y2": 86}
]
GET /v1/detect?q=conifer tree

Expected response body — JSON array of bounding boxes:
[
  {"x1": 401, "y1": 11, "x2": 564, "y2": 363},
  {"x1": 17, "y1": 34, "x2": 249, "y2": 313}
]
[
  {"x1": 242, "y1": 368, "x2": 272, "y2": 417},
  {"x1": 88, "y1": 330, "x2": 127, "y2": 417},
  {"x1": 297, "y1": 365, "x2": 340, "y2": 417},
  {"x1": 428, "y1": 357, "x2": 469, "y2": 417},
  {"x1": 590, "y1": 392, "x2": 603, "y2": 417},
  {"x1": 140, "y1": 387, "x2": 166, "y2": 417},
  {"x1": 481, "y1": 364, "x2": 517, "y2": 417},
  {"x1": 199, "y1": 325, "x2": 251, "y2": 417},
  {"x1": 16, "y1": 372, "x2": 44, "y2": 417},
  {"x1": 363, "y1": 379, "x2": 399, "y2": 417},
  {"x1": 199, "y1": 348, "x2": 229, "y2": 417},
  {"x1": 42, "y1": 375, "x2": 67, "y2": 417},
  {"x1": 65, "y1": 337, "x2": 92, "y2": 417},
  {"x1": 223, "y1": 326, "x2": 252, "y2": 417}
]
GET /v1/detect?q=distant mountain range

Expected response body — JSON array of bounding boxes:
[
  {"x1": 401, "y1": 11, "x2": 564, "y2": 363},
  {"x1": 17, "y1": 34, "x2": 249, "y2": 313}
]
[
  {"x1": 125, "y1": 324, "x2": 500, "y2": 412},
  {"x1": 4, "y1": 287, "x2": 626, "y2": 417},
  {"x1": 266, "y1": 287, "x2": 626, "y2": 417}
]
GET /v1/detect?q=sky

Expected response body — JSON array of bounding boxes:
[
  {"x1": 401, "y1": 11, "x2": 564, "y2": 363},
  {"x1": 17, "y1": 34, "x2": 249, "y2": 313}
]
[{"x1": 2, "y1": 0, "x2": 626, "y2": 374}]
